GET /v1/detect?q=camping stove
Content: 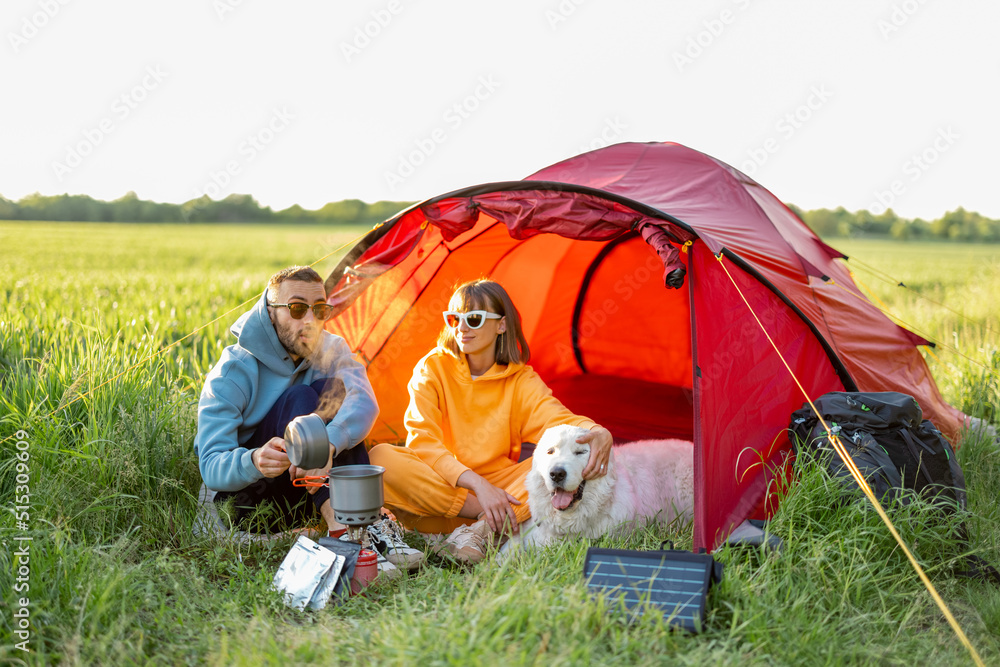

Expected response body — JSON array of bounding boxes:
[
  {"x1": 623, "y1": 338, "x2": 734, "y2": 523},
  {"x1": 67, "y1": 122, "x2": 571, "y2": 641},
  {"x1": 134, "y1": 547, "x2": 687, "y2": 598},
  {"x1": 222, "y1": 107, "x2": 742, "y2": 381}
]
[
  {"x1": 285, "y1": 415, "x2": 386, "y2": 543},
  {"x1": 328, "y1": 464, "x2": 385, "y2": 527},
  {"x1": 292, "y1": 463, "x2": 386, "y2": 547},
  {"x1": 329, "y1": 464, "x2": 386, "y2": 547}
]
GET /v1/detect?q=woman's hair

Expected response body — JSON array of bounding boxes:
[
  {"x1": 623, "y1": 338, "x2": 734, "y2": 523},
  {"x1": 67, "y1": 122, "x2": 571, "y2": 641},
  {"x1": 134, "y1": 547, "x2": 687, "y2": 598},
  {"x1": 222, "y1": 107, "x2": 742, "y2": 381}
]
[{"x1": 437, "y1": 279, "x2": 530, "y2": 365}]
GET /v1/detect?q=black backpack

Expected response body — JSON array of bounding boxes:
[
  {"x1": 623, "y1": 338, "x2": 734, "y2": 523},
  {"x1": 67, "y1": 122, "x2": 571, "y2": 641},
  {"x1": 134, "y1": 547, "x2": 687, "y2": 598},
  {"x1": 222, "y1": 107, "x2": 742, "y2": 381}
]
[
  {"x1": 789, "y1": 391, "x2": 998, "y2": 583},
  {"x1": 789, "y1": 391, "x2": 966, "y2": 512}
]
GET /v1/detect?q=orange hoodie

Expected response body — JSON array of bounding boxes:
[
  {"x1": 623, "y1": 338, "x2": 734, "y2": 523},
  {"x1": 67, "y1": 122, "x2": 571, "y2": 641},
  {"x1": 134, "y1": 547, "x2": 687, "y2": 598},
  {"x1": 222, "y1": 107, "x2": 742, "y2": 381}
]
[{"x1": 404, "y1": 347, "x2": 596, "y2": 486}]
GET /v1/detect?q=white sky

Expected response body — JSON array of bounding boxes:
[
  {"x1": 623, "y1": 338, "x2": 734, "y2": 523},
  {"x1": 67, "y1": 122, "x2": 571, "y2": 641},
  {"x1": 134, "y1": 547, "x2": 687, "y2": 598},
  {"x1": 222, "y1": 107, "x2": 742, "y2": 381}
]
[{"x1": 2, "y1": 0, "x2": 998, "y2": 220}]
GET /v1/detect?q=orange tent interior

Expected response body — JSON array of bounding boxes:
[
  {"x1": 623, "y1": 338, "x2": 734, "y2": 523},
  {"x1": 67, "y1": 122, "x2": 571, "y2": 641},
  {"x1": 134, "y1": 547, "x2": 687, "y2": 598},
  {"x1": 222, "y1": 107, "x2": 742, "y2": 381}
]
[{"x1": 328, "y1": 213, "x2": 694, "y2": 446}]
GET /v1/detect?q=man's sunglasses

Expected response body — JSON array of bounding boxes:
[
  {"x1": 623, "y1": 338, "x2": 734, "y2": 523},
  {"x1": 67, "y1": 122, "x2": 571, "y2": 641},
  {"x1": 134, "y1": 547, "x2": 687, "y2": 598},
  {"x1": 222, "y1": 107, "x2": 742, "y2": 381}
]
[
  {"x1": 442, "y1": 310, "x2": 502, "y2": 329},
  {"x1": 270, "y1": 302, "x2": 334, "y2": 321}
]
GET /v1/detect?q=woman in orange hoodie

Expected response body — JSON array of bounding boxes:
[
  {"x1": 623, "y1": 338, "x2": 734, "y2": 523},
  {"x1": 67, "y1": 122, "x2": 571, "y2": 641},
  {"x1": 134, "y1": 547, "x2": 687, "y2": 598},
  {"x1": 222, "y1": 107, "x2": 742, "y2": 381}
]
[{"x1": 368, "y1": 279, "x2": 613, "y2": 563}]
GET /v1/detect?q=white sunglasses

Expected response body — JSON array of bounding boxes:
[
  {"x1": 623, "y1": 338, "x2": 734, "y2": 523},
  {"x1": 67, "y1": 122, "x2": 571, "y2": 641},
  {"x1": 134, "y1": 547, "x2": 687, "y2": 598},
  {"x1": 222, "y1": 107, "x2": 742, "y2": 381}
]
[{"x1": 442, "y1": 310, "x2": 502, "y2": 329}]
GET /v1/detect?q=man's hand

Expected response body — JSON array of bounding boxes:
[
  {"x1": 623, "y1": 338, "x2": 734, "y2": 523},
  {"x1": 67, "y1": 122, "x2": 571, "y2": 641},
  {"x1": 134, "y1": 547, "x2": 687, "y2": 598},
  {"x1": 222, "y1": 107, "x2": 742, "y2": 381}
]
[
  {"x1": 579, "y1": 426, "x2": 613, "y2": 480},
  {"x1": 252, "y1": 437, "x2": 291, "y2": 478}
]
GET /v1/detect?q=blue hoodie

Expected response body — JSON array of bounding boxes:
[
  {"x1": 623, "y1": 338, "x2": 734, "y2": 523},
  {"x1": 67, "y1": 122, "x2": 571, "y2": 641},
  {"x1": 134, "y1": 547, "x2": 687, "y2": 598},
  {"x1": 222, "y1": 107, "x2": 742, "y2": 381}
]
[{"x1": 194, "y1": 291, "x2": 379, "y2": 492}]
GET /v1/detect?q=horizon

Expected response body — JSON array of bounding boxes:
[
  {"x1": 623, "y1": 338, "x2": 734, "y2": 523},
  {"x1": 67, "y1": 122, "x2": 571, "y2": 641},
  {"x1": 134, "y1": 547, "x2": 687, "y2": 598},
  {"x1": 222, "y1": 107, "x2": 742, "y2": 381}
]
[
  {"x1": 3, "y1": 1, "x2": 999, "y2": 220},
  {"x1": 2, "y1": 188, "x2": 995, "y2": 224}
]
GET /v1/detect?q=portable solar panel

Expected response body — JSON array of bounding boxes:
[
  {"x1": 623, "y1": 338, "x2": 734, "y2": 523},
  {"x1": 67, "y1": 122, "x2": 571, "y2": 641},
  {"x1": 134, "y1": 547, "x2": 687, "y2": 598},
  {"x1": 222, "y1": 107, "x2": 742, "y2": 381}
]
[{"x1": 583, "y1": 546, "x2": 723, "y2": 632}]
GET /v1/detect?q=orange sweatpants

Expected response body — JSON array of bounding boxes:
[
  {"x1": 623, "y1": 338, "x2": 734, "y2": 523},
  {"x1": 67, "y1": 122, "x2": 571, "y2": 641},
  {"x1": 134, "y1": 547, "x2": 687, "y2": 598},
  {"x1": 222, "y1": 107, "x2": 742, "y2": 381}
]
[{"x1": 368, "y1": 443, "x2": 533, "y2": 534}]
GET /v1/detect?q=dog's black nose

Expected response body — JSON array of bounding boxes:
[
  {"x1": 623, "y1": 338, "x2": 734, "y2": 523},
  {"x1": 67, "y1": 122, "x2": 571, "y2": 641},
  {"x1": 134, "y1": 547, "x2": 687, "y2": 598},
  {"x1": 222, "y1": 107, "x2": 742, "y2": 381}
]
[{"x1": 549, "y1": 468, "x2": 566, "y2": 484}]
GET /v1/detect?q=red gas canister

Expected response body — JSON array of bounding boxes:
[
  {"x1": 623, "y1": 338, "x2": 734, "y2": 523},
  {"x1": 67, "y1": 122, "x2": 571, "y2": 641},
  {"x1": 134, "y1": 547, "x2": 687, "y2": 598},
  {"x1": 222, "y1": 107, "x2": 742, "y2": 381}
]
[{"x1": 350, "y1": 549, "x2": 378, "y2": 595}]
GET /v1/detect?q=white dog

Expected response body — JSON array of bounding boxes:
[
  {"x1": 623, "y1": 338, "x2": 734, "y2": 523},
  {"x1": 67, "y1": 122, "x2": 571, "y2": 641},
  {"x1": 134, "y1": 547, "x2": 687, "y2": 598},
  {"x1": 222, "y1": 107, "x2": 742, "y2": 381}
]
[{"x1": 522, "y1": 424, "x2": 694, "y2": 546}]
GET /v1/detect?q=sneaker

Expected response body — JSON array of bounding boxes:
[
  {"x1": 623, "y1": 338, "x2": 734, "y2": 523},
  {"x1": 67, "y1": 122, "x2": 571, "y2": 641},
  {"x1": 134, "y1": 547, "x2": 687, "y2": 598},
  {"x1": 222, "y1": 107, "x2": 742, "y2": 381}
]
[
  {"x1": 443, "y1": 520, "x2": 492, "y2": 564},
  {"x1": 367, "y1": 514, "x2": 425, "y2": 571},
  {"x1": 336, "y1": 531, "x2": 402, "y2": 582},
  {"x1": 375, "y1": 551, "x2": 402, "y2": 581}
]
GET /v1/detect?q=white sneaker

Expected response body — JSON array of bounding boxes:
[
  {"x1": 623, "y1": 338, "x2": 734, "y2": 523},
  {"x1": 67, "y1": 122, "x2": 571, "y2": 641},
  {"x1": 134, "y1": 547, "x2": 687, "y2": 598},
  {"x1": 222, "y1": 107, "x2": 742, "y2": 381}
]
[
  {"x1": 495, "y1": 518, "x2": 534, "y2": 565},
  {"x1": 336, "y1": 530, "x2": 402, "y2": 581},
  {"x1": 366, "y1": 514, "x2": 425, "y2": 571},
  {"x1": 443, "y1": 520, "x2": 492, "y2": 564},
  {"x1": 375, "y1": 551, "x2": 402, "y2": 581}
]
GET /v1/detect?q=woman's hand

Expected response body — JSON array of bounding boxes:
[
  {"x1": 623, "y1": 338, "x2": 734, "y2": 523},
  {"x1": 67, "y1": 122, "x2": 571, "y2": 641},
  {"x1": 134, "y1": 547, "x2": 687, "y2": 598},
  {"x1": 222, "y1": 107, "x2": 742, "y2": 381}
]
[
  {"x1": 459, "y1": 472, "x2": 521, "y2": 535},
  {"x1": 474, "y1": 479, "x2": 522, "y2": 535},
  {"x1": 579, "y1": 426, "x2": 613, "y2": 480}
]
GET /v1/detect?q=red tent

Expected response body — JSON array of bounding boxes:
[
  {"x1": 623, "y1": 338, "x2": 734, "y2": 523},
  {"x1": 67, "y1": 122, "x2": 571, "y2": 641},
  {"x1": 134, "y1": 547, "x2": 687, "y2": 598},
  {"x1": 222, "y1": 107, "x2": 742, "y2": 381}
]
[{"x1": 323, "y1": 141, "x2": 965, "y2": 550}]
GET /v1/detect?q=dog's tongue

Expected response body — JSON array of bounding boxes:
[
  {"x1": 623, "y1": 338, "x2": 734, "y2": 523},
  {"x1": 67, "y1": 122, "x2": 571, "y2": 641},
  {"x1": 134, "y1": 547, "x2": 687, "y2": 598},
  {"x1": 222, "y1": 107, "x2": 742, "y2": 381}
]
[{"x1": 552, "y1": 489, "x2": 575, "y2": 510}]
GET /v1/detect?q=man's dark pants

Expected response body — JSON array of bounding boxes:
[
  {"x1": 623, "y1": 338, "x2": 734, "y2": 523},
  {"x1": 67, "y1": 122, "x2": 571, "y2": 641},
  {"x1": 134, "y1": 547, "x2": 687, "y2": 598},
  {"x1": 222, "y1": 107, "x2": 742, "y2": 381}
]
[{"x1": 213, "y1": 379, "x2": 369, "y2": 532}]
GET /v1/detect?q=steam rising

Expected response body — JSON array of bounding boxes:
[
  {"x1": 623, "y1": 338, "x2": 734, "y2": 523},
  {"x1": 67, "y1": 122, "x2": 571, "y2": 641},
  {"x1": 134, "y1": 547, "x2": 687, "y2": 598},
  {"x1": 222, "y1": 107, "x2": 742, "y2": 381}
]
[
  {"x1": 315, "y1": 377, "x2": 346, "y2": 421},
  {"x1": 310, "y1": 340, "x2": 347, "y2": 420}
]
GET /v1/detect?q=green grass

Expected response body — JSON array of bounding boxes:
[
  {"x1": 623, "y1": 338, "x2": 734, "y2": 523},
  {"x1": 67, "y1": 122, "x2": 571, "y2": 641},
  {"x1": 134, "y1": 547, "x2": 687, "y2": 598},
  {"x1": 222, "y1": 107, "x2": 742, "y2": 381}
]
[
  {"x1": 1, "y1": 222, "x2": 999, "y2": 665},
  {"x1": 835, "y1": 239, "x2": 1000, "y2": 421}
]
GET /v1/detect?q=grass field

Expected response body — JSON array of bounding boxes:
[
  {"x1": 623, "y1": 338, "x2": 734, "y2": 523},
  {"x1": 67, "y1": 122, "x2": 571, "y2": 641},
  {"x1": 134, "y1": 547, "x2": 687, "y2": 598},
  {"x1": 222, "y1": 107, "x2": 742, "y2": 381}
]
[{"x1": 1, "y1": 222, "x2": 999, "y2": 666}]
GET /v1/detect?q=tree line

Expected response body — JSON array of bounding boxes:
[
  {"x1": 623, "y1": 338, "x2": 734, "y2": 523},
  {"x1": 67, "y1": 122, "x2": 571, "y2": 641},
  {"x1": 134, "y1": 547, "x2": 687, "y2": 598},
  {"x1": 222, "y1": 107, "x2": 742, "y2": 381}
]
[
  {"x1": 787, "y1": 204, "x2": 1000, "y2": 242},
  {"x1": 2, "y1": 191, "x2": 999, "y2": 242},
  {"x1": 0, "y1": 191, "x2": 415, "y2": 225}
]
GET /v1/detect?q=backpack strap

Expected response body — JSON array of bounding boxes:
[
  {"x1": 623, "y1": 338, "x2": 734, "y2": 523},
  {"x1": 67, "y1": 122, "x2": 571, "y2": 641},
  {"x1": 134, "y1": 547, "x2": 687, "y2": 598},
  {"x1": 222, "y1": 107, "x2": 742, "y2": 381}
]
[
  {"x1": 955, "y1": 554, "x2": 1000, "y2": 586},
  {"x1": 899, "y1": 427, "x2": 937, "y2": 488}
]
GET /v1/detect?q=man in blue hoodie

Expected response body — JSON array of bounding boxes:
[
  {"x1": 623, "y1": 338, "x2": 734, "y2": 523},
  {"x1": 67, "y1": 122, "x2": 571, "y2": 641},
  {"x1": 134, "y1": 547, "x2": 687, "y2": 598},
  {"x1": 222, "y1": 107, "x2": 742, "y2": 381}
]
[{"x1": 194, "y1": 265, "x2": 380, "y2": 535}]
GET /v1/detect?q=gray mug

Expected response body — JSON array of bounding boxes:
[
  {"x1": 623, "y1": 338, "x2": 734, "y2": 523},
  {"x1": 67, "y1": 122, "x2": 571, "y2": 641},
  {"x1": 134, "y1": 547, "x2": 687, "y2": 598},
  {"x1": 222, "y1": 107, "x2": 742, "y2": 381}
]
[{"x1": 284, "y1": 413, "x2": 330, "y2": 469}]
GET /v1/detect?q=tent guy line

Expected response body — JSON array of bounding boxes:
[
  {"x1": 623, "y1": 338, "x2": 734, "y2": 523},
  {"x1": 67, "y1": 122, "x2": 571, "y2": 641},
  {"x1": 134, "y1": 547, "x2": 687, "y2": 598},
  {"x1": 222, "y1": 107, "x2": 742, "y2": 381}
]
[
  {"x1": 0, "y1": 227, "x2": 372, "y2": 453},
  {"x1": 847, "y1": 257, "x2": 998, "y2": 339},
  {"x1": 714, "y1": 252, "x2": 985, "y2": 667},
  {"x1": 828, "y1": 273, "x2": 994, "y2": 378}
]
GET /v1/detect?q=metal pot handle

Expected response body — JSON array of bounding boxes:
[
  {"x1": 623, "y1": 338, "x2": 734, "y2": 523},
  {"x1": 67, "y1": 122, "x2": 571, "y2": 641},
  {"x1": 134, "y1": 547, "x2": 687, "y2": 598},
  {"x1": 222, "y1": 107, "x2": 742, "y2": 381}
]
[{"x1": 291, "y1": 475, "x2": 329, "y2": 488}]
